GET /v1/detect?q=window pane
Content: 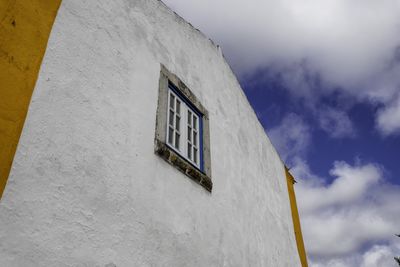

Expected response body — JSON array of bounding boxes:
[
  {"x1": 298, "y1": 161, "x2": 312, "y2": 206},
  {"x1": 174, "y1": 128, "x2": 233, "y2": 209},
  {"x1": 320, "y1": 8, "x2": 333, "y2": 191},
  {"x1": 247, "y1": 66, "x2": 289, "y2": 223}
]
[
  {"x1": 175, "y1": 133, "x2": 180, "y2": 150},
  {"x1": 188, "y1": 110, "x2": 192, "y2": 125},
  {"x1": 188, "y1": 126, "x2": 192, "y2": 142},
  {"x1": 169, "y1": 110, "x2": 174, "y2": 126},
  {"x1": 167, "y1": 89, "x2": 203, "y2": 168},
  {"x1": 187, "y1": 143, "x2": 192, "y2": 159},
  {"x1": 176, "y1": 115, "x2": 180, "y2": 132},
  {"x1": 169, "y1": 94, "x2": 175, "y2": 109},
  {"x1": 193, "y1": 116, "x2": 197, "y2": 130},
  {"x1": 176, "y1": 100, "x2": 181, "y2": 114},
  {"x1": 194, "y1": 148, "x2": 197, "y2": 163},
  {"x1": 168, "y1": 127, "x2": 174, "y2": 145}
]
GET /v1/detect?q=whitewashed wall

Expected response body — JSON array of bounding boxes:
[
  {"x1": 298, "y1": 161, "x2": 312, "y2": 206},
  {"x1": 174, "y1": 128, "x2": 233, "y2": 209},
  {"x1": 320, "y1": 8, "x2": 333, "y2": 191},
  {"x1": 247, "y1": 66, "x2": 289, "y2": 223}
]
[{"x1": 0, "y1": 0, "x2": 301, "y2": 266}]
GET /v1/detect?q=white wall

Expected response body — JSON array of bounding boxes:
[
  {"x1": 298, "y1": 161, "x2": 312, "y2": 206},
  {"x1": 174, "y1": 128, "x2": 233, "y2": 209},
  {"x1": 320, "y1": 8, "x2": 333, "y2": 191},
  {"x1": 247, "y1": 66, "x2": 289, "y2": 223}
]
[{"x1": 0, "y1": 0, "x2": 301, "y2": 266}]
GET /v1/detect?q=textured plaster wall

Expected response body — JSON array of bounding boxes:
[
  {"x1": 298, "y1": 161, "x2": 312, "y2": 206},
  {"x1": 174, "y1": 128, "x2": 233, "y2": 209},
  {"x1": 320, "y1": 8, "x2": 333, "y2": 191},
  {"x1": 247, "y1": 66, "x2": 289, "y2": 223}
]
[{"x1": 0, "y1": 0, "x2": 301, "y2": 266}]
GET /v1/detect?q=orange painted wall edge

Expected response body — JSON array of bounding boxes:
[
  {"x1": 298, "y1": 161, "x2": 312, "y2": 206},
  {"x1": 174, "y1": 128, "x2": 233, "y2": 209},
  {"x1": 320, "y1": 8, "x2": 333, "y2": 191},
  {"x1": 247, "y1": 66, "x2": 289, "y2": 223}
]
[
  {"x1": 0, "y1": 0, "x2": 62, "y2": 199},
  {"x1": 285, "y1": 167, "x2": 309, "y2": 267}
]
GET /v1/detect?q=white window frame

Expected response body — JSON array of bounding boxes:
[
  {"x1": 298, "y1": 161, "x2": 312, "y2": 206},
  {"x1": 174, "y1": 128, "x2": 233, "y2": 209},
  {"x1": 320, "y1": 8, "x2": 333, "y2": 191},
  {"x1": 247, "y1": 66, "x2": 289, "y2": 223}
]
[{"x1": 166, "y1": 88, "x2": 201, "y2": 168}]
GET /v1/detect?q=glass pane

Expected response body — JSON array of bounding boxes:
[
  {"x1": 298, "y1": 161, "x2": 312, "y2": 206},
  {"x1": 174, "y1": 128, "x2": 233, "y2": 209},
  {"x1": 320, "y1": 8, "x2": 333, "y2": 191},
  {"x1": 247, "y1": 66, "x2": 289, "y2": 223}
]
[
  {"x1": 176, "y1": 116, "x2": 180, "y2": 132},
  {"x1": 188, "y1": 110, "x2": 192, "y2": 125},
  {"x1": 193, "y1": 116, "x2": 197, "y2": 130},
  {"x1": 169, "y1": 93, "x2": 175, "y2": 109},
  {"x1": 187, "y1": 143, "x2": 192, "y2": 159},
  {"x1": 193, "y1": 131, "x2": 197, "y2": 146},
  {"x1": 168, "y1": 127, "x2": 174, "y2": 145},
  {"x1": 188, "y1": 126, "x2": 192, "y2": 142},
  {"x1": 169, "y1": 110, "x2": 174, "y2": 126},
  {"x1": 194, "y1": 148, "x2": 197, "y2": 163},
  {"x1": 175, "y1": 133, "x2": 180, "y2": 150},
  {"x1": 176, "y1": 100, "x2": 181, "y2": 114}
]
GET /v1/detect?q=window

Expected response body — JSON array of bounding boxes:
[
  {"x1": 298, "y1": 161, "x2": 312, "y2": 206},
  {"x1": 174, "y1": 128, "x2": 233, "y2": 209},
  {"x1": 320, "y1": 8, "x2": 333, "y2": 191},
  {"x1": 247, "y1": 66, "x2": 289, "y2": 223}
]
[
  {"x1": 166, "y1": 87, "x2": 201, "y2": 168},
  {"x1": 155, "y1": 64, "x2": 212, "y2": 192}
]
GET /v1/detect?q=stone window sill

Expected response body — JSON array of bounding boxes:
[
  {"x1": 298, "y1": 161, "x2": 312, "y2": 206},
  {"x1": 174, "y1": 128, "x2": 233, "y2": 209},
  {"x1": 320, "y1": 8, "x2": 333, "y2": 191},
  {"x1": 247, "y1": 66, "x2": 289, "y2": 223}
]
[{"x1": 155, "y1": 140, "x2": 212, "y2": 192}]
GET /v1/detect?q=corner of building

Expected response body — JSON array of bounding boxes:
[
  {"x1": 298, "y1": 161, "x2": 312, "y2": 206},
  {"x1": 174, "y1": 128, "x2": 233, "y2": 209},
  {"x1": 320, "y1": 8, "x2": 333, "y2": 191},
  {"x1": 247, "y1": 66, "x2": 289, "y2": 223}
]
[
  {"x1": 285, "y1": 166, "x2": 309, "y2": 267},
  {"x1": 0, "y1": 0, "x2": 62, "y2": 199}
]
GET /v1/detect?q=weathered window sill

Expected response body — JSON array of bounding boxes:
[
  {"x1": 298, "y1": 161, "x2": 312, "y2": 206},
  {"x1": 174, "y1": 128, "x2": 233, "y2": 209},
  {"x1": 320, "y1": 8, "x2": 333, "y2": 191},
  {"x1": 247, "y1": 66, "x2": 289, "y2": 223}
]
[{"x1": 155, "y1": 139, "x2": 212, "y2": 192}]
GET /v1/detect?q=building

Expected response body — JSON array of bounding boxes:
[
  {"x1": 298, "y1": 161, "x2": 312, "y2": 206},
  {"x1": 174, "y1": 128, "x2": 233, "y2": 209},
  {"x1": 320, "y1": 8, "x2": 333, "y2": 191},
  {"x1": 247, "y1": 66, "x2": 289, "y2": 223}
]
[{"x1": 0, "y1": 0, "x2": 307, "y2": 266}]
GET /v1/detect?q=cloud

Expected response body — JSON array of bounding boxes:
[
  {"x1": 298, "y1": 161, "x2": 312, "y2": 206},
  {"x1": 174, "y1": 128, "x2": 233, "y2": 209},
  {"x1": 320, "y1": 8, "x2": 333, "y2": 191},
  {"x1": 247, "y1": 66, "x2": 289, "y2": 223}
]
[
  {"x1": 310, "y1": 244, "x2": 400, "y2": 267},
  {"x1": 163, "y1": 0, "x2": 400, "y2": 136},
  {"x1": 164, "y1": 0, "x2": 400, "y2": 76},
  {"x1": 290, "y1": 157, "x2": 322, "y2": 186},
  {"x1": 296, "y1": 161, "x2": 382, "y2": 213},
  {"x1": 361, "y1": 245, "x2": 398, "y2": 267},
  {"x1": 267, "y1": 108, "x2": 355, "y2": 160},
  {"x1": 164, "y1": 0, "x2": 400, "y2": 84},
  {"x1": 266, "y1": 108, "x2": 400, "y2": 265},
  {"x1": 291, "y1": 160, "x2": 400, "y2": 264},
  {"x1": 317, "y1": 107, "x2": 356, "y2": 138},
  {"x1": 376, "y1": 95, "x2": 400, "y2": 136},
  {"x1": 267, "y1": 113, "x2": 311, "y2": 161}
]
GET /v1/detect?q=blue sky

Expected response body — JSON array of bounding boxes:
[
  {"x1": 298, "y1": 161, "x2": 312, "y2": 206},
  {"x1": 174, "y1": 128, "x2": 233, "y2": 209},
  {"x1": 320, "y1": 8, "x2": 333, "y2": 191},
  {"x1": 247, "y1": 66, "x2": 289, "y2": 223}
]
[
  {"x1": 163, "y1": 0, "x2": 400, "y2": 266},
  {"x1": 243, "y1": 70, "x2": 400, "y2": 184}
]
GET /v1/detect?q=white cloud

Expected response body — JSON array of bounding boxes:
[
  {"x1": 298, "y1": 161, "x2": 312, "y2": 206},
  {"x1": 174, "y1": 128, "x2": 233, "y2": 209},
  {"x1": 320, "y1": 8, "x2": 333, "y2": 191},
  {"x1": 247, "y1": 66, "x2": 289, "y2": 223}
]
[
  {"x1": 361, "y1": 245, "x2": 396, "y2": 267},
  {"x1": 163, "y1": 0, "x2": 400, "y2": 136},
  {"x1": 310, "y1": 244, "x2": 400, "y2": 267},
  {"x1": 164, "y1": 0, "x2": 400, "y2": 76},
  {"x1": 296, "y1": 161, "x2": 382, "y2": 213},
  {"x1": 290, "y1": 157, "x2": 323, "y2": 186},
  {"x1": 317, "y1": 107, "x2": 356, "y2": 138},
  {"x1": 376, "y1": 95, "x2": 400, "y2": 136},
  {"x1": 292, "y1": 160, "x2": 400, "y2": 264},
  {"x1": 267, "y1": 113, "x2": 311, "y2": 161}
]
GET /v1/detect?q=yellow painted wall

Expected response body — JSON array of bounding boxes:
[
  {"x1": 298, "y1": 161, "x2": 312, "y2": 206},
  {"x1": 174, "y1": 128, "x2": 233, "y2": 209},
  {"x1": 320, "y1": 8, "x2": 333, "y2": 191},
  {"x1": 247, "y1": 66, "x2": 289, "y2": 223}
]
[
  {"x1": 285, "y1": 167, "x2": 308, "y2": 267},
  {"x1": 0, "y1": 0, "x2": 61, "y2": 199}
]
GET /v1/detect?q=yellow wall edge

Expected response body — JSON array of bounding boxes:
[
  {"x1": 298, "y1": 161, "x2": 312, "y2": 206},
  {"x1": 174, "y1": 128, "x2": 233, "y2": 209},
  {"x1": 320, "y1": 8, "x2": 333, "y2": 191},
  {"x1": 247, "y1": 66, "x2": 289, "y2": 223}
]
[
  {"x1": 285, "y1": 167, "x2": 309, "y2": 267},
  {"x1": 0, "y1": 0, "x2": 62, "y2": 199}
]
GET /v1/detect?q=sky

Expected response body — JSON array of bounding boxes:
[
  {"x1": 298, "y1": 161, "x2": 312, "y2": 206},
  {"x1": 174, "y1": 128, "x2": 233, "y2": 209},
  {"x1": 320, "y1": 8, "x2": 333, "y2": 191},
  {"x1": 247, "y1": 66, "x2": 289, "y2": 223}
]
[{"x1": 163, "y1": 0, "x2": 400, "y2": 266}]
